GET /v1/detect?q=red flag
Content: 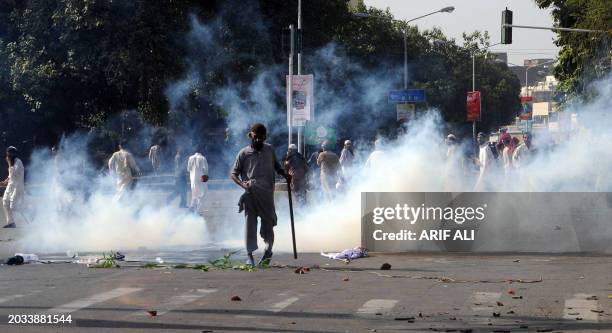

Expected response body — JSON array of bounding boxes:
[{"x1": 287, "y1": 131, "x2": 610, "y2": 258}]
[{"x1": 467, "y1": 91, "x2": 481, "y2": 122}]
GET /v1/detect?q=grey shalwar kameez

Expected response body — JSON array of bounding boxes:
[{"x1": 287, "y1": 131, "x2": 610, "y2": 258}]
[{"x1": 231, "y1": 143, "x2": 284, "y2": 254}]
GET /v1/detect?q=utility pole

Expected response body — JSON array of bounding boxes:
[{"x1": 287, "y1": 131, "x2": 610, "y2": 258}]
[
  {"x1": 288, "y1": 24, "x2": 295, "y2": 147},
  {"x1": 296, "y1": 0, "x2": 304, "y2": 154},
  {"x1": 472, "y1": 52, "x2": 476, "y2": 149},
  {"x1": 471, "y1": 42, "x2": 500, "y2": 149}
]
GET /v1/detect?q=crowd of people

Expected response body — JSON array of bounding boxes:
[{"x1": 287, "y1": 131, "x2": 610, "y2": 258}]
[{"x1": 1, "y1": 124, "x2": 537, "y2": 267}]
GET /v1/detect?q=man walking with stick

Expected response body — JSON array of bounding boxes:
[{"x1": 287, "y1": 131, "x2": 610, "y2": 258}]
[{"x1": 231, "y1": 123, "x2": 291, "y2": 267}]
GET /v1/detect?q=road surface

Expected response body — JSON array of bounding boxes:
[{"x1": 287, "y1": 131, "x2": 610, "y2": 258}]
[{"x1": 1, "y1": 253, "x2": 611, "y2": 332}]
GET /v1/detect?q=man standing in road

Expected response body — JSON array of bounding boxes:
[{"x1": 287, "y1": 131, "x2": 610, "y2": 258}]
[
  {"x1": 187, "y1": 145, "x2": 209, "y2": 215},
  {"x1": 284, "y1": 144, "x2": 308, "y2": 205},
  {"x1": 231, "y1": 123, "x2": 289, "y2": 267},
  {"x1": 513, "y1": 133, "x2": 532, "y2": 170},
  {"x1": 317, "y1": 141, "x2": 340, "y2": 201},
  {"x1": 339, "y1": 139, "x2": 355, "y2": 183},
  {"x1": 474, "y1": 132, "x2": 495, "y2": 191},
  {"x1": 148, "y1": 144, "x2": 162, "y2": 175},
  {"x1": 108, "y1": 142, "x2": 141, "y2": 201},
  {"x1": 1, "y1": 146, "x2": 25, "y2": 228},
  {"x1": 168, "y1": 146, "x2": 189, "y2": 208}
]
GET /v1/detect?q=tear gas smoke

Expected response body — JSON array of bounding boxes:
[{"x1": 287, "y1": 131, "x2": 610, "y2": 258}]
[{"x1": 10, "y1": 5, "x2": 612, "y2": 255}]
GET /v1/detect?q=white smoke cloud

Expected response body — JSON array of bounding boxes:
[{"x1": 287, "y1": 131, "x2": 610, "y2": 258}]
[{"x1": 9, "y1": 0, "x2": 612, "y2": 256}]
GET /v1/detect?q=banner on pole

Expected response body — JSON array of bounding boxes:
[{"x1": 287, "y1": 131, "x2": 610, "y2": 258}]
[
  {"x1": 466, "y1": 91, "x2": 481, "y2": 122},
  {"x1": 304, "y1": 122, "x2": 336, "y2": 146},
  {"x1": 519, "y1": 95, "x2": 533, "y2": 120},
  {"x1": 286, "y1": 74, "x2": 314, "y2": 126}
]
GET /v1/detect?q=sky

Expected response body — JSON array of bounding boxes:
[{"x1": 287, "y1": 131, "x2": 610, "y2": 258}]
[{"x1": 363, "y1": 0, "x2": 560, "y2": 65}]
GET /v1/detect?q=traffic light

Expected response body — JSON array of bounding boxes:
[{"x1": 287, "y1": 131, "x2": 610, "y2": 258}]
[{"x1": 501, "y1": 8, "x2": 513, "y2": 44}]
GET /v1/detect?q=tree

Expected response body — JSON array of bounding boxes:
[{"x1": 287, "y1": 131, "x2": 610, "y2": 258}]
[{"x1": 535, "y1": 0, "x2": 612, "y2": 98}]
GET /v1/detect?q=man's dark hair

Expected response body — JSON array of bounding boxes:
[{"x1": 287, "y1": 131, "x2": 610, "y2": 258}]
[{"x1": 250, "y1": 123, "x2": 267, "y2": 136}]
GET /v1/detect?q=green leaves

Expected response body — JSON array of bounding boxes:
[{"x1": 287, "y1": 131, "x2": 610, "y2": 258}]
[{"x1": 535, "y1": 0, "x2": 611, "y2": 98}]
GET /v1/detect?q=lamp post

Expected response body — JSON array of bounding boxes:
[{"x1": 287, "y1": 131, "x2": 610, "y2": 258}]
[
  {"x1": 470, "y1": 42, "x2": 501, "y2": 147},
  {"x1": 355, "y1": 6, "x2": 455, "y2": 89}
]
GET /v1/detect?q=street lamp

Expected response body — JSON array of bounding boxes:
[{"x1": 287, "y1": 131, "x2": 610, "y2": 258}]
[
  {"x1": 470, "y1": 42, "x2": 501, "y2": 146},
  {"x1": 355, "y1": 6, "x2": 455, "y2": 89}
]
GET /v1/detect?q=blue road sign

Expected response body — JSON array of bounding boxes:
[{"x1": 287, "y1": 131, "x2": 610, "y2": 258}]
[{"x1": 388, "y1": 89, "x2": 426, "y2": 103}]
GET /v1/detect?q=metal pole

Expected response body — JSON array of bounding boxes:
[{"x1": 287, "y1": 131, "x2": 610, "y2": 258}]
[
  {"x1": 288, "y1": 24, "x2": 294, "y2": 147},
  {"x1": 525, "y1": 67, "x2": 528, "y2": 95},
  {"x1": 403, "y1": 30, "x2": 408, "y2": 89},
  {"x1": 503, "y1": 23, "x2": 609, "y2": 34},
  {"x1": 297, "y1": 0, "x2": 304, "y2": 154},
  {"x1": 472, "y1": 52, "x2": 476, "y2": 148},
  {"x1": 472, "y1": 53, "x2": 475, "y2": 91},
  {"x1": 297, "y1": 0, "x2": 302, "y2": 74}
]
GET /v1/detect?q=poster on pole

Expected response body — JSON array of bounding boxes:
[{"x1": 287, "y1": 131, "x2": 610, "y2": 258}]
[
  {"x1": 396, "y1": 103, "x2": 415, "y2": 122},
  {"x1": 519, "y1": 95, "x2": 533, "y2": 120},
  {"x1": 286, "y1": 74, "x2": 314, "y2": 126},
  {"x1": 304, "y1": 122, "x2": 336, "y2": 145},
  {"x1": 466, "y1": 91, "x2": 481, "y2": 122}
]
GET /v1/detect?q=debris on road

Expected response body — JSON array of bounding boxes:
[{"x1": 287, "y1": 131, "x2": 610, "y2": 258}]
[
  {"x1": 15, "y1": 253, "x2": 39, "y2": 263},
  {"x1": 113, "y1": 252, "x2": 125, "y2": 261},
  {"x1": 496, "y1": 301, "x2": 504, "y2": 306},
  {"x1": 590, "y1": 309, "x2": 604, "y2": 313},
  {"x1": 507, "y1": 289, "x2": 516, "y2": 295},
  {"x1": 6, "y1": 255, "x2": 24, "y2": 265},
  {"x1": 492, "y1": 312, "x2": 501, "y2": 317},
  {"x1": 230, "y1": 296, "x2": 241, "y2": 301},
  {"x1": 380, "y1": 263, "x2": 392, "y2": 270},
  {"x1": 535, "y1": 329, "x2": 552, "y2": 332},
  {"x1": 513, "y1": 259, "x2": 520, "y2": 262},
  {"x1": 512, "y1": 296, "x2": 523, "y2": 299},
  {"x1": 343, "y1": 277, "x2": 349, "y2": 281},
  {"x1": 586, "y1": 295, "x2": 598, "y2": 300},
  {"x1": 394, "y1": 317, "x2": 415, "y2": 322},
  {"x1": 294, "y1": 266, "x2": 310, "y2": 274},
  {"x1": 146, "y1": 310, "x2": 157, "y2": 317}
]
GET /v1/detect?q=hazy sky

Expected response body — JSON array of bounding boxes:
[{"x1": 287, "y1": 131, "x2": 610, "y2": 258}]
[{"x1": 363, "y1": 0, "x2": 560, "y2": 65}]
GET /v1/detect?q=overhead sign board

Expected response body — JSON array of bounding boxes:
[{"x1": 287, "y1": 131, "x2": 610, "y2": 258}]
[{"x1": 388, "y1": 89, "x2": 426, "y2": 103}]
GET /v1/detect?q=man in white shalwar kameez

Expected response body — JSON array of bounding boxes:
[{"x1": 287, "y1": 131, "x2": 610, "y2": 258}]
[
  {"x1": 1, "y1": 147, "x2": 25, "y2": 228},
  {"x1": 365, "y1": 139, "x2": 385, "y2": 169},
  {"x1": 187, "y1": 146, "x2": 208, "y2": 215},
  {"x1": 148, "y1": 144, "x2": 161, "y2": 174},
  {"x1": 474, "y1": 132, "x2": 495, "y2": 191},
  {"x1": 108, "y1": 143, "x2": 141, "y2": 201}
]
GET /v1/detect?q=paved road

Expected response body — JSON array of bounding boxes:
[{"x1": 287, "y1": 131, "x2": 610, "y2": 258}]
[{"x1": 1, "y1": 253, "x2": 612, "y2": 332}]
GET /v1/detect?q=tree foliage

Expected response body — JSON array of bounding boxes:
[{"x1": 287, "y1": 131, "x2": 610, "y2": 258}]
[
  {"x1": 0, "y1": 0, "x2": 521, "y2": 162},
  {"x1": 535, "y1": 0, "x2": 612, "y2": 97}
]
